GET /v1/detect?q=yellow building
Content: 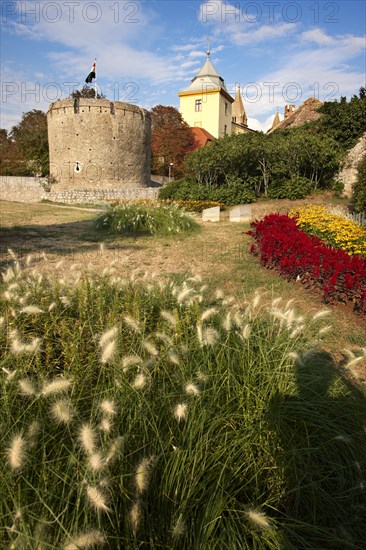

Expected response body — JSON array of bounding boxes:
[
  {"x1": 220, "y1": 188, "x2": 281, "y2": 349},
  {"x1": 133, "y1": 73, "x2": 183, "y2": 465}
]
[
  {"x1": 178, "y1": 51, "x2": 253, "y2": 139},
  {"x1": 178, "y1": 50, "x2": 234, "y2": 139}
]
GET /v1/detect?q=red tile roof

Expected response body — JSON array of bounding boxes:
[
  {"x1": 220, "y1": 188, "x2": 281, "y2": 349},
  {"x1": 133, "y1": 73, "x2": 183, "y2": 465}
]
[{"x1": 188, "y1": 127, "x2": 215, "y2": 151}]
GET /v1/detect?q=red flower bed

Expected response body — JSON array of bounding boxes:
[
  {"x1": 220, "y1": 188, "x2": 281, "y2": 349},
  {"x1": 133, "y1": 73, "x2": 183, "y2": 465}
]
[{"x1": 247, "y1": 213, "x2": 366, "y2": 315}]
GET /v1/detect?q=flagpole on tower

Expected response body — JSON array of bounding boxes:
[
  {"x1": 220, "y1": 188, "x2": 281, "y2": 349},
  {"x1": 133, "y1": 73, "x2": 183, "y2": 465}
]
[{"x1": 94, "y1": 58, "x2": 97, "y2": 99}]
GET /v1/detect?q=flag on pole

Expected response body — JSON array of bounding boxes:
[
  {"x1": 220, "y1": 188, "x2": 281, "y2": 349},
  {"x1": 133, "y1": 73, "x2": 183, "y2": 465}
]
[{"x1": 85, "y1": 60, "x2": 96, "y2": 83}]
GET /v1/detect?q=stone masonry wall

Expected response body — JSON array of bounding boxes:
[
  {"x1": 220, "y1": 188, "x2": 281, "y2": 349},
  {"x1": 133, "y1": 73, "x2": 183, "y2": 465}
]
[
  {"x1": 0, "y1": 176, "x2": 45, "y2": 203},
  {"x1": 337, "y1": 132, "x2": 366, "y2": 197},
  {"x1": 44, "y1": 187, "x2": 159, "y2": 204},
  {"x1": 0, "y1": 177, "x2": 159, "y2": 204}
]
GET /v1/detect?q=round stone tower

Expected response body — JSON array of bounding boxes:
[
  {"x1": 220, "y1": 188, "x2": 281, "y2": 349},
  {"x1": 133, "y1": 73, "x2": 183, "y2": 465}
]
[{"x1": 47, "y1": 98, "x2": 151, "y2": 188}]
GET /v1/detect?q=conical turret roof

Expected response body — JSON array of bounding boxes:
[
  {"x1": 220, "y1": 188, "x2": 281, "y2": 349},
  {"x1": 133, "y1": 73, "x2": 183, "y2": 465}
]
[{"x1": 179, "y1": 51, "x2": 228, "y2": 94}]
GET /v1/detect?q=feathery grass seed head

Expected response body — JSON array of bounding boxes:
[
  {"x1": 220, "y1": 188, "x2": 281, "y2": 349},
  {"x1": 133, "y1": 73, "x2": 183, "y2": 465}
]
[
  {"x1": 63, "y1": 530, "x2": 106, "y2": 550},
  {"x1": 98, "y1": 327, "x2": 118, "y2": 348},
  {"x1": 42, "y1": 378, "x2": 72, "y2": 397},
  {"x1": 142, "y1": 340, "x2": 158, "y2": 356},
  {"x1": 130, "y1": 501, "x2": 141, "y2": 534},
  {"x1": 19, "y1": 378, "x2": 37, "y2": 397},
  {"x1": 246, "y1": 509, "x2": 271, "y2": 530},
  {"x1": 86, "y1": 485, "x2": 110, "y2": 513},
  {"x1": 51, "y1": 399, "x2": 73, "y2": 424},
  {"x1": 133, "y1": 373, "x2": 147, "y2": 390},
  {"x1": 79, "y1": 424, "x2": 96, "y2": 455},
  {"x1": 100, "y1": 340, "x2": 116, "y2": 364},
  {"x1": 174, "y1": 403, "x2": 187, "y2": 422},
  {"x1": 185, "y1": 383, "x2": 200, "y2": 396},
  {"x1": 8, "y1": 434, "x2": 26, "y2": 470},
  {"x1": 100, "y1": 399, "x2": 116, "y2": 416},
  {"x1": 135, "y1": 456, "x2": 154, "y2": 494},
  {"x1": 161, "y1": 310, "x2": 177, "y2": 326}
]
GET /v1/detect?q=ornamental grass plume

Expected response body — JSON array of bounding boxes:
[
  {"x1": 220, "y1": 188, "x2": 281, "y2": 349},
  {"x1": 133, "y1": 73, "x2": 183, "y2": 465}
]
[
  {"x1": 130, "y1": 501, "x2": 141, "y2": 534},
  {"x1": 41, "y1": 378, "x2": 72, "y2": 397},
  {"x1": 167, "y1": 350, "x2": 180, "y2": 365},
  {"x1": 7, "y1": 434, "x2": 27, "y2": 470},
  {"x1": 185, "y1": 383, "x2": 200, "y2": 396},
  {"x1": 142, "y1": 340, "x2": 158, "y2": 356},
  {"x1": 105, "y1": 436, "x2": 124, "y2": 465},
  {"x1": 198, "y1": 326, "x2": 219, "y2": 347},
  {"x1": 10, "y1": 332, "x2": 41, "y2": 354},
  {"x1": 100, "y1": 418, "x2": 111, "y2": 433},
  {"x1": 63, "y1": 530, "x2": 106, "y2": 550},
  {"x1": 312, "y1": 309, "x2": 331, "y2": 321},
  {"x1": 99, "y1": 399, "x2": 116, "y2": 416},
  {"x1": 18, "y1": 378, "x2": 37, "y2": 397},
  {"x1": 201, "y1": 307, "x2": 217, "y2": 322},
  {"x1": 135, "y1": 456, "x2": 154, "y2": 495},
  {"x1": 122, "y1": 355, "x2": 142, "y2": 370},
  {"x1": 174, "y1": 403, "x2": 187, "y2": 423},
  {"x1": 20, "y1": 305, "x2": 44, "y2": 314},
  {"x1": 133, "y1": 373, "x2": 147, "y2": 390},
  {"x1": 100, "y1": 340, "x2": 116, "y2": 364},
  {"x1": 86, "y1": 485, "x2": 110, "y2": 513},
  {"x1": 161, "y1": 310, "x2": 177, "y2": 326},
  {"x1": 2, "y1": 367, "x2": 17, "y2": 381},
  {"x1": 98, "y1": 327, "x2": 118, "y2": 348},
  {"x1": 88, "y1": 452, "x2": 104, "y2": 472},
  {"x1": 79, "y1": 424, "x2": 96, "y2": 455},
  {"x1": 245, "y1": 509, "x2": 271, "y2": 530},
  {"x1": 51, "y1": 399, "x2": 74, "y2": 424},
  {"x1": 123, "y1": 315, "x2": 141, "y2": 333}
]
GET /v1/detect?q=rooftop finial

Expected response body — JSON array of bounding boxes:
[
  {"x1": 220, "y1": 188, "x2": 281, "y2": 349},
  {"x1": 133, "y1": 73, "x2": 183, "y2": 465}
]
[{"x1": 206, "y1": 37, "x2": 211, "y2": 59}]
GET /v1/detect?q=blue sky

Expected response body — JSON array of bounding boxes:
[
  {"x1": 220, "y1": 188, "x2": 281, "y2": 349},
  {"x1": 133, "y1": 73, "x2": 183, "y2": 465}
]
[{"x1": 1, "y1": 0, "x2": 365, "y2": 132}]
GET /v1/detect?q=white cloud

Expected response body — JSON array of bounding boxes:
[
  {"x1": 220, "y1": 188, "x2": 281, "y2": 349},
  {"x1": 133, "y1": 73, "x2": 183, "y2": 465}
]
[{"x1": 198, "y1": 0, "x2": 298, "y2": 45}]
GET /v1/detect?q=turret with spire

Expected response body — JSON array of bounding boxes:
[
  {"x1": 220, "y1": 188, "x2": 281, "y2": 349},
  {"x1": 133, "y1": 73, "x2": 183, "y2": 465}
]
[
  {"x1": 232, "y1": 84, "x2": 247, "y2": 127},
  {"x1": 178, "y1": 43, "x2": 234, "y2": 139}
]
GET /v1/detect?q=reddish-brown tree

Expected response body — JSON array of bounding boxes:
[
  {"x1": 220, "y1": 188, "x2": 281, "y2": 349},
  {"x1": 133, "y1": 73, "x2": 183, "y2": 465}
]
[{"x1": 150, "y1": 105, "x2": 195, "y2": 178}]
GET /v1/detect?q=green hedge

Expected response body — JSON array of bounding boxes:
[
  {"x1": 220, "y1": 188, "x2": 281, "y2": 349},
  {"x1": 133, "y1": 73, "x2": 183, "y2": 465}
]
[{"x1": 159, "y1": 179, "x2": 256, "y2": 205}]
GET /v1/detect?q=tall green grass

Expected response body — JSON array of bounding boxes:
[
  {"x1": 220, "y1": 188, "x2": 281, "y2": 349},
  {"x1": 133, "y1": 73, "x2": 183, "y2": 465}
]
[
  {"x1": 93, "y1": 201, "x2": 200, "y2": 236},
  {"x1": 1, "y1": 259, "x2": 365, "y2": 549}
]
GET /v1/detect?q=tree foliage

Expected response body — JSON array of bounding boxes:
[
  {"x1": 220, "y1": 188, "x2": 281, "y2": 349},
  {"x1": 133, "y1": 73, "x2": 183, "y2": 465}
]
[
  {"x1": 9, "y1": 110, "x2": 49, "y2": 176},
  {"x1": 317, "y1": 87, "x2": 366, "y2": 149},
  {"x1": 184, "y1": 127, "x2": 342, "y2": 200},
  {"x1": 150, "y1": 105, "x2": 195, "y2": 177},
  {"x1": 69, "y1": 85, "x2": 106, "y2": 99}
]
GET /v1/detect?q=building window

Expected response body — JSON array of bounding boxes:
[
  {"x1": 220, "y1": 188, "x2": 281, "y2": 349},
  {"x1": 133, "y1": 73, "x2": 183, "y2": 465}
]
[
  {"x1": 225, "y1": 102, "x2": 228, "y2": 115},
  {"x1": 224, "y1": 125, "x2": 227, "y2": 135},
  {"x1": 195, "y1": 99, "x2": 202, "y2": 112}
]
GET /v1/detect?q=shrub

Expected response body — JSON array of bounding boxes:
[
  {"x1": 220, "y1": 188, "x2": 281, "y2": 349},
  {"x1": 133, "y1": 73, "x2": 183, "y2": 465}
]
[
  {"x1": 159, "y1": 179, "x2": 256, "y2": 205},
  {"x1": 267, "y1": 177, "x2": 313, "y2": 200},
  {"x1": 93, "y1": 200, "x2": 200, "y2": 236},
  {"x1": 247, "y1": 213, "x2": 366, "y2": 314},
  {"x1": 1, "y1": 262, "x2": 366, "y2": 548}
]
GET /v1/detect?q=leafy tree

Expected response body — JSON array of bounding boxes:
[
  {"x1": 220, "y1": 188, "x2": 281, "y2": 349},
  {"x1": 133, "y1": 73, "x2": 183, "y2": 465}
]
[
  {"x1": 150, "y1": 105, "x2": 195, "y2": 177},
  {"x1": 317, "y1": 88, "x2": 366, "y2": 149},
  {"x1": 69, "y1": 85, "x2": 106, "y2": 99},
  {"x1": 10, "y1": 110, "x2": 49, "y2": 175}
]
